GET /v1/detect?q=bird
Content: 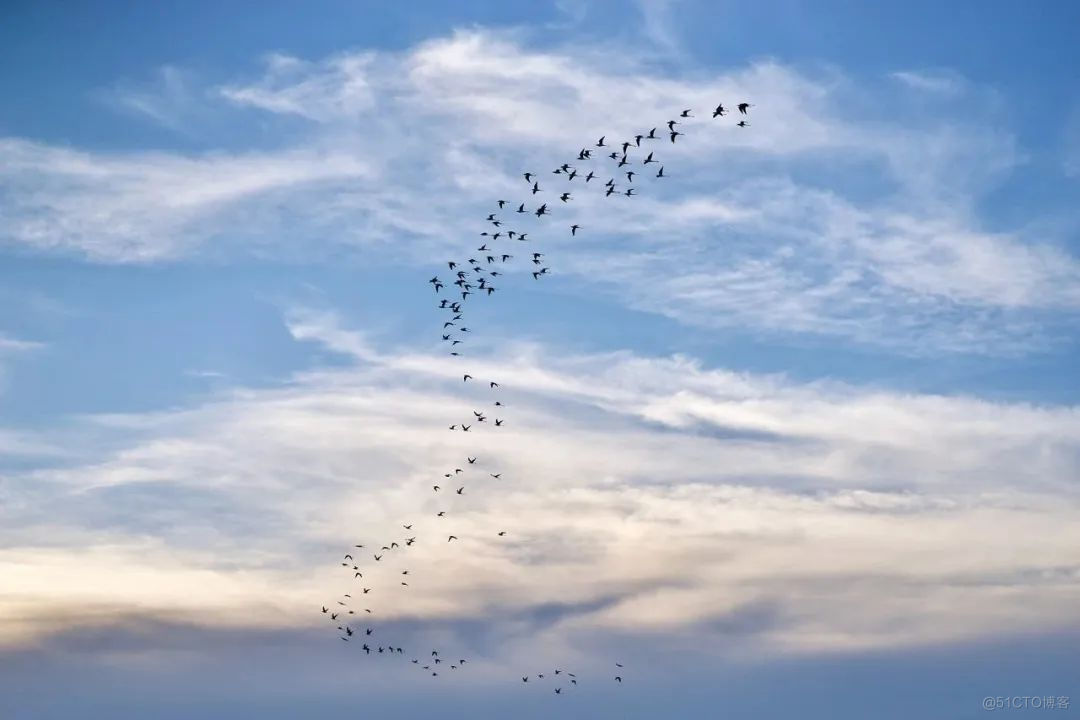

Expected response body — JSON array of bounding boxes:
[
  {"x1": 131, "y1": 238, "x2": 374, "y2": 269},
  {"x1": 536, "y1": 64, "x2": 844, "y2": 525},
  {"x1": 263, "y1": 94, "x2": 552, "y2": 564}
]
[
  {"x1": 643, "y1": 152, "x2": 655, "y2": 165},
  {"x1": 596, "y1": 136, "x2": 605, "y2": 147},
  {"x1": 712, "y1": 103, "x2": 725, "y2": 117},
  {"x1": 448, "y1": 535, "x2": 458, "y2": 542},
  {"x1": 373, "y1": 554, "x2": 382, "y2": 561},
  {"x1": 670, "y1": 130, "x2": 683, "y2": 143},
  {"x1": 490, "y1": 473, "x2": 501, "y2": 479},
  {"x1": 680, "y1": 108, "x2": 692, "y2": 117},
  {"x1": 490, "y1": 381, "x2": 499, "y2": 388},
  {"x1": 463, "y1": 374, "x2": 472, "y2": 382},
  {"x1": 737, "y1": 120, "x2": 749, "y2": 127},
  {"x1": 571, "y1": 224, "x2": 580, "y2": 236},
  {"x1": 467, "y1": 457, "x2": 476, "y2": 464},
  {"x1": 494, "y1": 419, "x2": 503, "y2": 426},
  {"x1": 498, "y1": 531, "x2": 507, "y2": 536},
  {"x1": 321, "y1": 606, "x2": 328, "y2": 613},
  {"x1": 535, "y1": 203, "x2": 548, "y2": 216},
  {"x1": 437, "y1": 511, "x2": 446, "y2": 517},
  {"x1": 656, "y1": 166, "x2": 665, "y2": 178},
  {"x1": 523, "y1": 172, "x2": 533, "y2": 182},
  {"x1": 615, "y1": 676, "x2": 622, "y2": 683},
  {"x1": 559, "y1": 192, "x2": 571, "y2": 202},
  {"x1": 456, "y1": 487, "x2": 464, "y2": 495},
  {"x1": 738, "y1": 102, "x2": 752, "y2": 114},
  {"x1": 517, "y1": 203, "x2": 526, "y2": 214}
]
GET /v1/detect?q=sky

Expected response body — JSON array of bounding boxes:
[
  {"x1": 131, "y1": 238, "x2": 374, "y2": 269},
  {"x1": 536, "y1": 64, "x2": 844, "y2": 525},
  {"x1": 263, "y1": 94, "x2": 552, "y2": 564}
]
[{"x1": 2, "y1": 1, "x2": 1080, "y2": 717}]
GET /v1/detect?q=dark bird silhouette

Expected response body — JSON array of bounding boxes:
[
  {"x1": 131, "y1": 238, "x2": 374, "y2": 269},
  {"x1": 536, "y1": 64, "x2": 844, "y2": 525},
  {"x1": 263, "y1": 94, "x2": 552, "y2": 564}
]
[
  {"x1": 494, "y1": 419, "x2": 503, "y2": 426},
  {"x1": 373, "y1": 554, "x2": 382, "y2": 561},
  {"x1": 467, "y1": 456, "x2": 476, "y2": 464},
  {"x1": 657, "y1": 166, "x2": 665, "y2": 178},
  {"x1": 647, "y1": 127, "x2": 657, "y2": 139},
  {"x1": 738, "y1": 102, "x2": 752, "y2": 114},
  {"x1": 532, "y1": 182, "x2": 541, "y2": 194},
  {"x1": 596, "y1": 136, "x2": 605, "y2": 147},
  {"x1": 737, "y1": 120, "x2": 749, "y2": 127},
  {"x1": 559, "y1": 192, "x2": 571, "y2": 202},
  {"x1": 615, "y1": 676, "x2": 622, "y2": 683},
  {"x1": 490, "y1": 381, "x2": 499, "y2": 388},
  {"x1": 498, "y1": 531, "x2": 507, "y2": 536},
  {"x1": 571, "y1": 224, "x2": 579, "y2": 236},
  {"x1": 670, "y1": 130, "x2": 683, "y2": 143},
  {"x1": 625, "y1": 188, "x2": 636, "y2": 196},
  {"x1": 490, "y1": 473, "x2": 501, "y2": 479},
  {"x1": 448, "y1": 535, "x2": 458, "y2": 542},
  {"x1": 643, "y1": 151, "x2": 656, "y2": 164},
  {"x1": 535, "y1": 203, "x2": 549, "y2": 217},
  {"x1": 524, "y1": 172, "x2": 533, "y2": 182},
  {"x1": 497, "y1": 200, "x2": 506, "y2": 208},
  {"x1": 712, "y1": 103, "x2": 725, "y2": 117},
  {"x1": 463, "y1": 374, "x2": 473, "y2": 382},
  {"x1": 680, "y1": 108, "x2": 692, "y2": 117},
  {"x1": 456, "y1": 487, "x2": 464, "y2": 495},
  {"x1": 626, "y1": 171, "x2": 635, "y2": 182},
  {"x1": 585, "y1": 171, "x2": 595, "y2": 182},
  {"x1": 517, "y1": 203, "x2": 526, "y2": 213},
  {"x1": 321, "y1": 606, "x2": 328, "y2": 613}
]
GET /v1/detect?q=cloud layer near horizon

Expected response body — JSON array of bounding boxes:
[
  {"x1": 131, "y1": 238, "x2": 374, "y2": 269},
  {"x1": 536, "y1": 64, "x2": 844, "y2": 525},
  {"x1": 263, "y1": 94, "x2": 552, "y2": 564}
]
[{"x1": 2, "y1": 309, "x2": 1078, "y2": 670}]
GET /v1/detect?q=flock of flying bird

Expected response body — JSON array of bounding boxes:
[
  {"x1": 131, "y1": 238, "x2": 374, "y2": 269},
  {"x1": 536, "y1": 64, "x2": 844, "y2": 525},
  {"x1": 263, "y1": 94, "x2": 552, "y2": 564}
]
[{"x1": 320, "y1": 101, "x2": 754, "y2": 695}]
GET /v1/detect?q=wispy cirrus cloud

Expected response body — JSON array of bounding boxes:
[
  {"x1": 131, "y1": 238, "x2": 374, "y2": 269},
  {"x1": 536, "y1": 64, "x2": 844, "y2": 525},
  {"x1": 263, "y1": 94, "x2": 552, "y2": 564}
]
[{"x1": 1, "y1": 30, "x2": 1077, "y2": 354}]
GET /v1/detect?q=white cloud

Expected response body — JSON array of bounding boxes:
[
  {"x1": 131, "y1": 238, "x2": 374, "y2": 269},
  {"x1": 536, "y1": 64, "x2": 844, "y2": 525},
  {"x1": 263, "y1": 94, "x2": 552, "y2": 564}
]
[
  {"x1": 890, "y1": 69, "x2": 965, "y2": 94},
  {"x1": 219, "y1": 51, "x2": 378, "y2": 122},
  {"x1": 1, "y1": 30, "x2": 1077, "y2": 353},
  {"x1": 3, "y1": 316, "x2": 1078, "y2": 659}
]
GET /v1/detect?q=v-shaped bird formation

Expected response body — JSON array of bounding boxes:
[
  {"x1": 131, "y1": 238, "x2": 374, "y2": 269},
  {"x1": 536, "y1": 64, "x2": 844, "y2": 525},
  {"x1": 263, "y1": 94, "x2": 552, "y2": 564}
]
[{"x1": 320, "y1": 100, "x2": 754, "y2": 694}]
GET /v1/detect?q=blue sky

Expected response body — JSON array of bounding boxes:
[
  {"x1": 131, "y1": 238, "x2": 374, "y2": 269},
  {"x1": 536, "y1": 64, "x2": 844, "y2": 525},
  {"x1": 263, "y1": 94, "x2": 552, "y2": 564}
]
[{"x1": 2, "y1": 1, "x2": 1080, "y2": 718}]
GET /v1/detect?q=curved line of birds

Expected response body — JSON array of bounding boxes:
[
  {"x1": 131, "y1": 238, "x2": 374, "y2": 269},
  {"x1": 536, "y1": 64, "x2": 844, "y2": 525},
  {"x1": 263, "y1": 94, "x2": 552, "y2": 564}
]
[{"x1": 319, "y1": 101, "x2": 753, "y2": 694}]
